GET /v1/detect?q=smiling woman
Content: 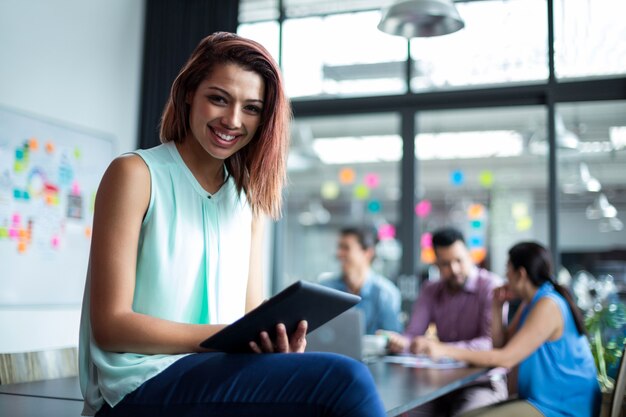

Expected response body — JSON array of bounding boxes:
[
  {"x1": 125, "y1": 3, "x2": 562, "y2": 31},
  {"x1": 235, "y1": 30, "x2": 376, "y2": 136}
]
[{"x1": 78, "y1": 32, "x2": 386, "y2": 417}]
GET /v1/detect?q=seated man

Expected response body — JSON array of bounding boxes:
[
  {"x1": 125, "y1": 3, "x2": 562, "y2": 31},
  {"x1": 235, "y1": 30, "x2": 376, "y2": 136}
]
[
  {"x1": 385, "y1": 227, "x2": 507, "y2": 417},
  {"x1": 320, "y1": 226, "x2": 402, "y2": 334}
]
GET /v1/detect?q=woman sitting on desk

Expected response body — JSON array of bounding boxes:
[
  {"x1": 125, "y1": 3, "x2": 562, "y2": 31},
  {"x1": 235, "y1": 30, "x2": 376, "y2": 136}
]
[
  {"x1": 421, "y1": 242, "x2": 601, "y2": 417},
  {"x1": 79, "y1": 32, "x2": 386, "y2": 417}
]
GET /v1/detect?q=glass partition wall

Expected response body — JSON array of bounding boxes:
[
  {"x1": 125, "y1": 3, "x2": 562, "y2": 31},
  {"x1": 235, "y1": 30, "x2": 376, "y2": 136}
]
[{"x1": 238, "y1": 0, "x2": 626, "y2": 320}]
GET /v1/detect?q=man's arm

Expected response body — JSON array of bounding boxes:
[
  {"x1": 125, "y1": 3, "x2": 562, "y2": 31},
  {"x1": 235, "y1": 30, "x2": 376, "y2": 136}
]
[{"x1": 403, "y1": 282, "x2": 434, "y2": 338}]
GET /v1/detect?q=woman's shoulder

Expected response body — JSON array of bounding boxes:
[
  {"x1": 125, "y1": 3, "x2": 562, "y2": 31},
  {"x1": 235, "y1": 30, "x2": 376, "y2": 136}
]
[{"x1": 104, "y1": 153, "x2": 150, "y2": 184}]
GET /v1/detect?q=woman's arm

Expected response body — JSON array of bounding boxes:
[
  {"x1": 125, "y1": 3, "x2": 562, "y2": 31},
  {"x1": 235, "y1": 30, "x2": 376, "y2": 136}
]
[
  {"x1": 245, "y1": 216, "x2": 265, "y2": 313},
  {"x1": 425, "y1": 297, "x2": 563, "y2": 369},
  {"x1": 89, "y1": 155, "x2": 225, "y2": 355}
]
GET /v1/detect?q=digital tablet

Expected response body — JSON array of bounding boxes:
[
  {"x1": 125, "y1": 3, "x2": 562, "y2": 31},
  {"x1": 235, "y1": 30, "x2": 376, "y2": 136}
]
[{"x1": 200, "y1": 280, "x2": 361, "y2": 353}]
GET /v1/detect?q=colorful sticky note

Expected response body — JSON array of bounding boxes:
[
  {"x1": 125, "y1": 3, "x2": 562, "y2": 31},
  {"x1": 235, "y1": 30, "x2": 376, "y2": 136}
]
[
  {"x1": 478, "y1": 170, "x2": 494, "y2": 188},
  {"x1": 468, "y1": 203, "x2": 485, "y2": 219},
  {"x1": 516, "y1": 216, "x2": 533, "y2": 231},
  {"x1": 378, "y1": 224, "x2": 396, "y2": 241},
  {"x1": 511, "y1": 202, "x2": 528, "y2": 219},
  {"x1": 367, "y1": 199, "x2": 382, "y2": 213},
  {"x1": 364, "y1": 173, "x2": 380, "y2": 188},
  {"x1": 51, "y1": 236, "x2": 60, "y2": 249},
  {"x1": 71, "y1": 181, "x2": 81, "y2": 196},
  {"x1": 354, "y1": 184, "x2": 370, "y2": 200},
  {"x1": 470, "y1": 219, "x2": 482, "y2": 229},
  {"x1": 74, "y1": 147, "x2": 81, "y2": 159},
  {"x1": 320, "y1": 181, "x2": 340, "y2": 200},
  {"x1": 28, "y1": 137, "x2": 39, "y2": 150},
  {"x1": 17, "y1": 241, "x2": 28, "y2": 254},
  {"x1": 420, "y1": 232, "x2": 433, "y2": 249},
  {"x1": 421, "y1": 247, "x2": 436, "y2": 264},
  {"x1": 415, "y1": 200, "x2": 432, "y2": 218},
  {"x1": 450, "y1": 170, "x2": 464, "y2": 186},
  {"x1": 45, "y1": 141, "x2": 55, "y2": 154},
  {"x1": 339, "y1": 167, "x2": 356, "y2": 185},
  {"x1": 470, "y1": 248, "x2": 487, "y2": 264}
]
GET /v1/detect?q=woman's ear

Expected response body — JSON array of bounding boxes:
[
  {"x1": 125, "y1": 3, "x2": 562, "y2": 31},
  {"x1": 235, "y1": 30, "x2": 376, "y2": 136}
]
[{"x1": 518, "y1": 267, "x2": 529, "y2": 282}]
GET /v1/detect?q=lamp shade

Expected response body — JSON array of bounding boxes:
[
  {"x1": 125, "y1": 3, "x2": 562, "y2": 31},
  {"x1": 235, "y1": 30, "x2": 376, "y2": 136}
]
[{"x1": 378, "y1": 0, "x2": 465, "y2": 38}]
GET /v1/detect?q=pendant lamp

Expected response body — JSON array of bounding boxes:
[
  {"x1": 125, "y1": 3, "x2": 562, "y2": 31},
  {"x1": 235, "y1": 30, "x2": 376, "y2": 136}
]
[{"x1": 378, "y1": 0, "x2": 465, "y2": 38}]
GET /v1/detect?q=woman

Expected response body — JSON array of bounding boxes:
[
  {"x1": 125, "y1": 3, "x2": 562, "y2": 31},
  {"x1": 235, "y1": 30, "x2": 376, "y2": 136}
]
[
  {"x1": 421, "y1": 242, "x2": 601, "y2": 417},
  {"x1": 79, "y1": 32, "x2": 386, "y2": 417}
]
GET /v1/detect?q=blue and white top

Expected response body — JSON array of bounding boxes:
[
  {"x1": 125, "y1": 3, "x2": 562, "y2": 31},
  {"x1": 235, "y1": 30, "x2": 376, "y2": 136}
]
[
  {"x1": 518, "y1": 282, "x2": 601, "y2": 417},
  {"x1": 79, "y1": 142, "x2": 252, "y2": 415}
]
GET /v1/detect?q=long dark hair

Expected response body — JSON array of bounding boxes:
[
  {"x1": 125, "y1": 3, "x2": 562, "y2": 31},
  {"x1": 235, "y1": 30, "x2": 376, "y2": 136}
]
[{"x1": 508, "y1": 242, "x2": 586, "y2": 336}]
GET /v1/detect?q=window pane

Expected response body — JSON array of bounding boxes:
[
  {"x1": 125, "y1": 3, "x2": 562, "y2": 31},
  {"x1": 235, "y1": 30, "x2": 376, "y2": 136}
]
[
  {"x1": 557, "y1": 101, "x2": 626, "y2": 307},
  {"x1": 416, "y1": 106, "x2": 548, "y2": 279},
  {"x1": 284, "y1": 0, "x2": 394, "y2": 17},
  {"x1": 282, "y1": 11, "x2": 408, "y2": 99},
  {"x1": 237, "y1": 21, "x2": 280, "y2": 65},
  {"x1": 280, "y1": 113, "x2": 401, "y2": 288},
  {"x1": 239, "y1": 0, "x2": 279, "y2": 23},
  {"x1": 555, "y1": 0, "x2": 626, "y2": 79},
  {"x1": 410, "y1": 0, "x2": 548, "y2": 92}
]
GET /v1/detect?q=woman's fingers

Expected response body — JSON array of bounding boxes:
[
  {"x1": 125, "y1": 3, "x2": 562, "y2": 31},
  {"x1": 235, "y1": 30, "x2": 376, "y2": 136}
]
[
  {"x1": 290, "y1": 320, "x2": 308, "y2": 352},
  {"x1": 274, "y1": 324, "x2": 290, "y2": 352}
]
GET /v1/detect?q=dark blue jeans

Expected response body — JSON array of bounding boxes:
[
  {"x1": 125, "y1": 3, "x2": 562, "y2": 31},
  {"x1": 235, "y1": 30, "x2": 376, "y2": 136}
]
[{"x1": 96, "y1": 351, "x2": 386, "y2": 417}]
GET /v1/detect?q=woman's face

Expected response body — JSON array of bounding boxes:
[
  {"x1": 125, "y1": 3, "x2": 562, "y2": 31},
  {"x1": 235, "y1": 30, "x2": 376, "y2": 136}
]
[
  {"x1": 505, "y1": 260, "x2": 523, "y2": 295},
  {"x1": 186, "y1": 62, "x2": 265, "y2": 161}
]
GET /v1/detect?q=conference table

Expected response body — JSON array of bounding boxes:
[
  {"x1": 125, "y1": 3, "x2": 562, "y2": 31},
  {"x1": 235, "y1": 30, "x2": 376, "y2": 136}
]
[{"x1": 0, "y1": 360, "x2": 489, "y2": 417}]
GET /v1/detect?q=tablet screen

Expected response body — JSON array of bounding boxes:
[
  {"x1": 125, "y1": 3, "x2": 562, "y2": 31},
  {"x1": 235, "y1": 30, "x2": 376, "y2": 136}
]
[{"x1": 200, "y1": 280, "x2": 361, "y2": 353}]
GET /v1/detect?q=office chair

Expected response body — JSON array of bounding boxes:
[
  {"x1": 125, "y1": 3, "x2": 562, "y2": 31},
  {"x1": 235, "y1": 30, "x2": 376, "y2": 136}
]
[{"x1": 609, "y1": 343, "x2": 626, "y2": 417}]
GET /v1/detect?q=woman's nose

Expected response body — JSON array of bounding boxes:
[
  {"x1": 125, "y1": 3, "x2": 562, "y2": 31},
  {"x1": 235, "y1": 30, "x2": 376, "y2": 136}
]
[{"x1": 220, "y1": 107, "x2": 241, "y2": 129}]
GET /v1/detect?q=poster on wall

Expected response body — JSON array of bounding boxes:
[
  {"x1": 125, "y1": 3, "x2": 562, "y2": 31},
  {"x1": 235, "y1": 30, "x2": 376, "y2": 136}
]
[{"x1": 0, "y1": 106, "x2": 114, "y2": 306}]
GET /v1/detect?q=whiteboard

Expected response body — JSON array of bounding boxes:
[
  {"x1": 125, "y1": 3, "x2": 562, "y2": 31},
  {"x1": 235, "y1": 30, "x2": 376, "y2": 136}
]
[{"x1": 0, "y1": 106, "x2": 114, "y2": 306}]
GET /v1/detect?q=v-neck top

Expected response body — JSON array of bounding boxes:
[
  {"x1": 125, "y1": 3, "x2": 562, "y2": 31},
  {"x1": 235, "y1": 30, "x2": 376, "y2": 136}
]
[{"x1": 79, "y1": 141, "x2": 252, "y2": 414}]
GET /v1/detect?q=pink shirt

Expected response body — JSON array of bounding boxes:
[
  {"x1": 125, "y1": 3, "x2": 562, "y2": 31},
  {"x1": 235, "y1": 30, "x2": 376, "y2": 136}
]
[{"x1": 404, "y1": 267, "x2": 502, "y2": 350}]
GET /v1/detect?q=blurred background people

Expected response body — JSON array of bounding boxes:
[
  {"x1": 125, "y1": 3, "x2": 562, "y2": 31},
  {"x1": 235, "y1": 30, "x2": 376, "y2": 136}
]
[
  {"x1": 422, "y1": 241, "x2": 601, "y2": 417},
  {"x1": 320, "y1": 226, "x2": 402, "y2": 334},
  {"x1": 385, "y1": 227, "x2": 506, "y2": 416}
]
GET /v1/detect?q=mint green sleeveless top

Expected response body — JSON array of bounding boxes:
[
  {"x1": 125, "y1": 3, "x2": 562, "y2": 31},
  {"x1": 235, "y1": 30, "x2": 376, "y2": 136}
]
[{"x1": 78, "y1": 142, "x2": 252, "y2": 415}]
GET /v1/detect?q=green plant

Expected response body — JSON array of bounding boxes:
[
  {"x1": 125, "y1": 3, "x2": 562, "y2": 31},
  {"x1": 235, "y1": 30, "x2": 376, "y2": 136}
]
[{"x1": 585, "y1": 302, "x2": 626, "y2": 391}]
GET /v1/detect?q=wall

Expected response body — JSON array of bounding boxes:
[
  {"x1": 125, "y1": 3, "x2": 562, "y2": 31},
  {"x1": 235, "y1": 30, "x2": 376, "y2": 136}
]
[{"x1": 0, "y1": 0, "x2": 145, "y2": 353}]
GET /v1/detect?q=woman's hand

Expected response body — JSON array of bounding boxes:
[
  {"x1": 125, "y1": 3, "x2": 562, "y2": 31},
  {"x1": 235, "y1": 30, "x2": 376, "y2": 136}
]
[
  {"x1": 249, "y1": 320, "x2": 308, "y2": 353},
  {"x1": 493, "y1": 284, "x2": 516, "y2": 309}
]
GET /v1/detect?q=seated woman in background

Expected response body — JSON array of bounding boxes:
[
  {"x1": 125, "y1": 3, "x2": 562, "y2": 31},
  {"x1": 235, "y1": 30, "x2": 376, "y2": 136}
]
[{"x1": 421, "y1": 241, "x2": 601, "y2": 417}]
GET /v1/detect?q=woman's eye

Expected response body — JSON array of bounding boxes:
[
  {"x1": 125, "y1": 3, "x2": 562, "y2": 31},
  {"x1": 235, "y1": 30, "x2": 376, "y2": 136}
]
[
  {"x1": 245, "y1": 105, "x2": 262, "y2": 115},
  {"x1": 209, "y1": 95, "x2": 226, "y2": 104}
]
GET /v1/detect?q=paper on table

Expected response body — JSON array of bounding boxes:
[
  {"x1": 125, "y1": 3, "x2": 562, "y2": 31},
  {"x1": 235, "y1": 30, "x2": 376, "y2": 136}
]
[{"x1": 383, "y1": 354, "x2": 467, "y2": 369}]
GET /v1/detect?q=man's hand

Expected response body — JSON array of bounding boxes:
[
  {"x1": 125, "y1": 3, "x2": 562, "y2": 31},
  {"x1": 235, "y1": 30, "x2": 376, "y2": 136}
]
[
  {"x1": 249, "y1": 320, "x2": 308, "y2": 353},
  {"x1": 380, "y1": 331, "x2": 410, "y2": 354},
  {"x1": 409, "y1": 335, "x2": 442, "y2": 355}
]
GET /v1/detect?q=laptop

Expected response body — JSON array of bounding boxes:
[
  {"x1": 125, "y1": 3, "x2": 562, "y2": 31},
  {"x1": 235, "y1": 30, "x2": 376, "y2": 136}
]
[{"x1": 305, "y1": 308, "x2": 364, "y2": 361}]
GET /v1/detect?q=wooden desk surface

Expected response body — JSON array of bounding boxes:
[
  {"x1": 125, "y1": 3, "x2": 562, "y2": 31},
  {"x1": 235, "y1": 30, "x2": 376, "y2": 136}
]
[{"x1": 0, "y1": 361, "x2": 489, "y2": 416}]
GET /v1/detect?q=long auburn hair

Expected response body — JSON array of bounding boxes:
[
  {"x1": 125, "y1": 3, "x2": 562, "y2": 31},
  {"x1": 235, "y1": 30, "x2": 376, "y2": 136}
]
[
  {"x1": 160, "y1": 32, "x2": 290, "y2": 219},
  {"x1": 508, "y1": 242, "x2": 587, "y2": 336}
]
